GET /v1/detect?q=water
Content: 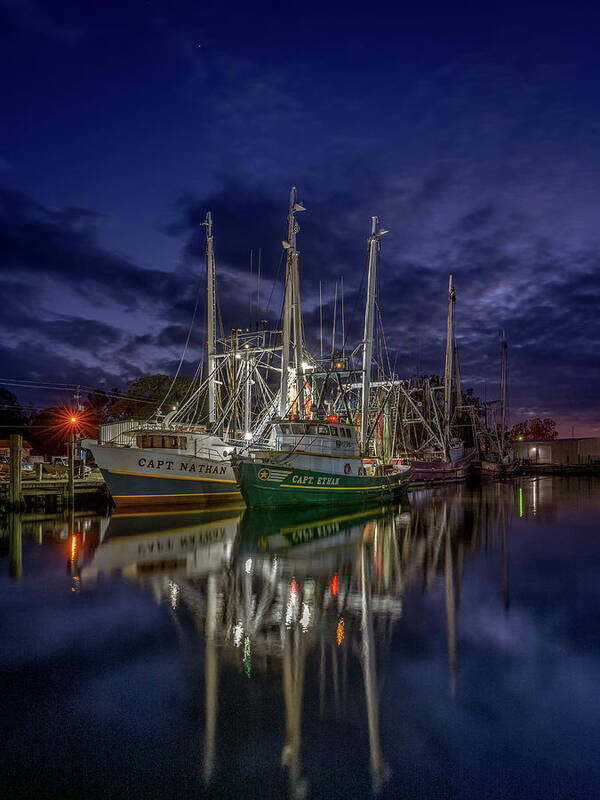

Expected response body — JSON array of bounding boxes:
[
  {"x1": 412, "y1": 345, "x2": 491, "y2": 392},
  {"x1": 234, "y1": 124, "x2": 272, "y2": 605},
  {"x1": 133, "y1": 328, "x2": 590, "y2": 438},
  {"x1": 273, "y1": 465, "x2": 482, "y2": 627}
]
[{"x1": 1, "y1": 476, "x2": 599, "y2": 799}]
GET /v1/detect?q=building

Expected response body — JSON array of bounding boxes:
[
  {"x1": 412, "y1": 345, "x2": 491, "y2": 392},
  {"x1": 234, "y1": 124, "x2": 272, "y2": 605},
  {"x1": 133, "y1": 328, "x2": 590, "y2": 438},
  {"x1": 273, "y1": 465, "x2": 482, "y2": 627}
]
[
  {"x1": 511, "y1": 437, "x2": 600, "y2": 466},
  {"x1": 0, "y1": 439, "x2": 32, "y2": 459}
]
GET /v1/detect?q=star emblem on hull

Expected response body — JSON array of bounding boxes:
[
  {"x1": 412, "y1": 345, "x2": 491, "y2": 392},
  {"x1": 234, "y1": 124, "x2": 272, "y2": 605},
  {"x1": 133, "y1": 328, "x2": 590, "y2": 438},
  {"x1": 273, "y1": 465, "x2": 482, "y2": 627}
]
[{"x1": 258, "y1": 468, "x2": 270, "y2": 481}]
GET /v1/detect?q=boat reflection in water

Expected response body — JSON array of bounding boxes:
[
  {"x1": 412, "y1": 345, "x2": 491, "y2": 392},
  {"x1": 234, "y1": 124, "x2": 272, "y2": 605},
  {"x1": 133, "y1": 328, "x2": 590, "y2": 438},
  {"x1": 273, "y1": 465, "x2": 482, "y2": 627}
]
[{"x1": 79, "y1": 486, "x2": 514, "y2": 798}]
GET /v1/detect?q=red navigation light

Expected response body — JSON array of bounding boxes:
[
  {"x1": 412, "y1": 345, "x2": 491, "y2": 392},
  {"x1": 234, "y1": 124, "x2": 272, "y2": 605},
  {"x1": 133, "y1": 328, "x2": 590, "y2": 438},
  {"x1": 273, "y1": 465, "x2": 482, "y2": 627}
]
[
  {"x1": 330, "y1": 572, "x2": 338, "y2": 597},
  {"x1": 326, "y1": 414, "x2": 337, "y2": 423}
]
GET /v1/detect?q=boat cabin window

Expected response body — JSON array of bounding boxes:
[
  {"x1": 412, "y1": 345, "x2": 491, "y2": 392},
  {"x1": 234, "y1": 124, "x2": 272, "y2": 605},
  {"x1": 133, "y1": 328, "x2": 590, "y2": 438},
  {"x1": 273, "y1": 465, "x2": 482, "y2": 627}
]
[
  {"x1": 279, "y1": 424, "x2": 292, "y2": 434},
  {"x1": 330, "y1": 426, "x2": 338, "y2": 437},
  {"x1": 307, "y1": 423, "x2": 320, "y2": 435},
  {"x1": 137, "y1": 434, "x2": 187, "y2": 449},
  {"x1": 317, "y1": 424, "x2": 329, "y2": 435}
]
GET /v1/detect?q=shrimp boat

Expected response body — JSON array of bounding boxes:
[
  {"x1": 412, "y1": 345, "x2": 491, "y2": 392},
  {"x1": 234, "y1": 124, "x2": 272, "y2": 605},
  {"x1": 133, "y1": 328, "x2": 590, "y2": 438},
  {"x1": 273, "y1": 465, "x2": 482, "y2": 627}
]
[
  {"x1": 85, "y1": 212, "x2": 281, "y2": 508},
  {"x1": 233, "y1": 203, "x2": 411, "y2": 508},
  {"x1": 471, "y1": 332, "x2": 518, "y2": 477},
  {"x1": 392, "y1": 275, "x2": 474, "y2": 484}
]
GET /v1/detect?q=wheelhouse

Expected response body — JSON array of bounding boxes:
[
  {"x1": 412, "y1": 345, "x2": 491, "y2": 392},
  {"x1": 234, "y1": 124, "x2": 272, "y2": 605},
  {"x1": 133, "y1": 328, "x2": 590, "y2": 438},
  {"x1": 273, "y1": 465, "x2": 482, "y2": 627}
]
[
  {"x1": 124, "y1": 428, "x2": 234, "y2": 461},
  {"x1": 269, "y1": 420, "x2": 359, "y2": 457}
]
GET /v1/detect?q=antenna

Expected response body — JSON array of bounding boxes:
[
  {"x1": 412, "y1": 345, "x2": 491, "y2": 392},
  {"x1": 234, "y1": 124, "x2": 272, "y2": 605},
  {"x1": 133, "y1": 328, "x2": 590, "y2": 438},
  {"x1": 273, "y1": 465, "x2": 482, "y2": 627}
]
[
  {"x1": 256, "y1": 247, "x2": 261, "y2": 329},
  {"x1": 331, "y1": 281, "x2": 338, "y2": 361},
  {"x1": 319, "y1": 280, "x2": 323, "y2": 360},
  {"x1": 249, "y1": 249, "x2": 253, "y2": 331}
]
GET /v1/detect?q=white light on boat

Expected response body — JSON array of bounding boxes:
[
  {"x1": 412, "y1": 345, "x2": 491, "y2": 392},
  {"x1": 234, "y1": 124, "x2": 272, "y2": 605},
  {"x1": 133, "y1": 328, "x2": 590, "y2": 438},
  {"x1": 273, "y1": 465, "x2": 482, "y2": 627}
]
[
  {"x1": 235, "y1": 353, "x2": 241, "y2": 359},
  {"x1": 168, "y1": 581, "x2": 179, "y2": 610},
  {"x1": 233, "y1": 622, "x2": 243, "y2": 647},
  {"x1": 302, "y1": 362, "x2": 311, "y2": 370},
  {"x1": 285, "y1": 594, "x2": 298, "y2": 628},
  {"x1": 244, "y1": 431, "x2": 253, "y2": 441},
  {"x1": 300, "y1": 602, "x2": 311, "y2": 632},
  {"x1": 245, "y1": 558, "x2": 252, "y2": 574}
]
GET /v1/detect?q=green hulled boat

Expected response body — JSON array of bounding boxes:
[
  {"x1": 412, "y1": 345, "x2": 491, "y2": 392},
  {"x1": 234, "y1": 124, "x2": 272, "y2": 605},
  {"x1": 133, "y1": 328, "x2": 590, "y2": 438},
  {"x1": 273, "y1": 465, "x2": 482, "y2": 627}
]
[
  {"x1": 232, "y1": 210, "x2": 411, "y2": 509},
  {"x1": 232, "y1": 419, "x2": 411, "y2": 508}
]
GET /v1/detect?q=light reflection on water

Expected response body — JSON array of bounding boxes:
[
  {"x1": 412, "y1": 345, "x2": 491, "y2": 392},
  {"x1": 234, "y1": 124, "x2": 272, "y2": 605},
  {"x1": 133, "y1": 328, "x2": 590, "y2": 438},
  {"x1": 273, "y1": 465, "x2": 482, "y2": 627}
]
[{"x1": 1, "y1": 477, "x2": 599, "y2": 799}]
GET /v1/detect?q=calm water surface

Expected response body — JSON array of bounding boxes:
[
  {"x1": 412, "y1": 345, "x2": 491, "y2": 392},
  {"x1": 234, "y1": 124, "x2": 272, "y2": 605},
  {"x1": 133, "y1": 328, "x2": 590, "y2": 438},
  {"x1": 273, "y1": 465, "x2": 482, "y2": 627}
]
[{"x1": 1, "y1": 477, "x2": 599, "y2": 799}]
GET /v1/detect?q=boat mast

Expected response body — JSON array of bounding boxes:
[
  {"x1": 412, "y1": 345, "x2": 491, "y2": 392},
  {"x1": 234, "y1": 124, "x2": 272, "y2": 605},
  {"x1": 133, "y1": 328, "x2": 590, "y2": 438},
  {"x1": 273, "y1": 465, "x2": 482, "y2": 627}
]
[
  {"x1": 443, "y1": 274, "x2": 455, "y2": 446},
  {"x1": 453, "y1": 326, "x2": 462, "y2": 411},
  {"x1": 244, "y1": 345, "x2": 252, "y2": 436},
  {"x1": 500, "y1": 330, "x2": 507, "y2": 451},
  {"x1": 361, "y1": 217, "x2": 387, "y2": 453},
  {"x1": 279, "y1": 187, "x2": 306, "y2": 418},
  {"x1": 291, "y1": 190, "x2": 306, "y2": 419},
  {"x1": 204, "y1": 212, "x2": 217, "y2": 426}
]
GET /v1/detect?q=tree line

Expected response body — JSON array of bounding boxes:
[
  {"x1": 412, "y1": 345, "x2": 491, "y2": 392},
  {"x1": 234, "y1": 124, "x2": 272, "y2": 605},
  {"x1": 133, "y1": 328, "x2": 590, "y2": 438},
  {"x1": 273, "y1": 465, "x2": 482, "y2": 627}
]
[{"x1": 0, "y1": 376, "x2": 559, "y2": 455}]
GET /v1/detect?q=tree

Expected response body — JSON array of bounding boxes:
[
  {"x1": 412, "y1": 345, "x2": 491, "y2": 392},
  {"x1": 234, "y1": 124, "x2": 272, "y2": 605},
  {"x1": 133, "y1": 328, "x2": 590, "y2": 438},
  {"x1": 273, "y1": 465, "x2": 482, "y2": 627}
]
[
  {"x1": 0, "y1": 388, "x2": 29, "y2": 433},
  {"x1": 509, "y1": 418, "x2": 558, "y2": 441},
  {"x1": 107, "y1": 375, "x2": 199, "y2": 421}
]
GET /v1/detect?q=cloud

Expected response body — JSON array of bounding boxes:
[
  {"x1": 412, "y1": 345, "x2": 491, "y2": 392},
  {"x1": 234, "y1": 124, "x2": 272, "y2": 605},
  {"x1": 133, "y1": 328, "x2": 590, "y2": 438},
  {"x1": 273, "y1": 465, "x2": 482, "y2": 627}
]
[
  {"x1": 0, "y1": 0, "x2": 86, "y2": 43},
  {"x1": 2, "y1": 158, "x2": 599, "y2": 434},
  {"x1": 0, "y1": 188, "x2": 187, "y2": 309}
]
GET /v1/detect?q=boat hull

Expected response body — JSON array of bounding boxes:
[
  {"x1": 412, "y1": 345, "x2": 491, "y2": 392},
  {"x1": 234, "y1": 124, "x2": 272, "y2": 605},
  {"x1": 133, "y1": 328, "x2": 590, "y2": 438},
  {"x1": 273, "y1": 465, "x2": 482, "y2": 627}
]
[
  {"x1": 88, "y1": 442, "x2": 241, "y2": 508},
  {"x1": 471, "y1": 459, "x2": 519, "y2": 478},
  {"x1": 399, "y1": 448, "x2": 475, "y2": 484},
  {"x1": 233, "y1": 458, "x2": 411, "y2": 509}
]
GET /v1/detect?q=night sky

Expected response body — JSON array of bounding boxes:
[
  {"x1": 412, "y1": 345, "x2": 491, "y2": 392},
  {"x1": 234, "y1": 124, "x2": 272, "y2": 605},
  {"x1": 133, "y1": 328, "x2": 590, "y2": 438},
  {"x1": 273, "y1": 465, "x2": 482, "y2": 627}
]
[{"x1": 1, "y1": 0, "x2": 599, "y2": 435}]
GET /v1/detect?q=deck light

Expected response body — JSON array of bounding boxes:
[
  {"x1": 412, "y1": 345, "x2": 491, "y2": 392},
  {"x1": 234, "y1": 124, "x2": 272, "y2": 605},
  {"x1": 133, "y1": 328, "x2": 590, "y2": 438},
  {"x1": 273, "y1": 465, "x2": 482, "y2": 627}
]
[
  {"x1": 70, "y1": 417, "x2": 77, "y2": 423},
  {"x1": 326, "y1": 414, "x2": 338, "y2": 423}
]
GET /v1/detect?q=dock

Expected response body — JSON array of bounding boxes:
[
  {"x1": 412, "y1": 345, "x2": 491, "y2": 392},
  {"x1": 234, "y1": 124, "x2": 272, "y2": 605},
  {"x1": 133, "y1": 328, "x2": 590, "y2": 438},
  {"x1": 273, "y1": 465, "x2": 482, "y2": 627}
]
[{"x1": 0, "y1": 477, "x2": 109, "y2": 512}]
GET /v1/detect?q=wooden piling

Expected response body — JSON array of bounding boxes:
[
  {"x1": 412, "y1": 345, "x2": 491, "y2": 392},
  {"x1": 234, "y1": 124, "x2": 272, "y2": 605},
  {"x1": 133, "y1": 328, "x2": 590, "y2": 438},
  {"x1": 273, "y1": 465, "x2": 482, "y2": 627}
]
[
  {"x1": 8, "y1": 434, "x2": 24, "y2": 510},
  {"x1": 8, "y1": 511, "x2": 22, "y2": 580},
  {"x1": 67, "y1": 433, "x2": 74, "y2": 507}
]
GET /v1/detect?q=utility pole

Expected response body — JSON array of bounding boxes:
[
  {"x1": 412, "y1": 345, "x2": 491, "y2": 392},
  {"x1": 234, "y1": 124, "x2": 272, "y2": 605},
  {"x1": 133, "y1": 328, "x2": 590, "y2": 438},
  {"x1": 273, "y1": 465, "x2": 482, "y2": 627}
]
[
  {"x1": 74, "y1": 385, "x2": 82, "y2": 463},
  {"x1": 68, "y1": 416, "x2": 77, "y2": 507}
]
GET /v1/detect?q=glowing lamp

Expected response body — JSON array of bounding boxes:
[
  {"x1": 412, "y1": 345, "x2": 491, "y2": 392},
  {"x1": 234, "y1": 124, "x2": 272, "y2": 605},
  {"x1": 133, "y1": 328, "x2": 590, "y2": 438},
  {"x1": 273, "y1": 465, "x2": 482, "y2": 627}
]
[
  {"x1": 326, "y1": 414, "x2": 337, "y2": 423},
  {"x1": 70, "y1": 417, "x2": 77, "y2": 423}
]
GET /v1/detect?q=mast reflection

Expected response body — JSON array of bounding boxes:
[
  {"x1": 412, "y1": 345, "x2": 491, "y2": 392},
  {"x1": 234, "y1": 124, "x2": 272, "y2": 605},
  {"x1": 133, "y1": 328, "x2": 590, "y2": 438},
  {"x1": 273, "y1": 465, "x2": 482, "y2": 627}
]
[{"x1": 80, "y1": 486, "x2": 514, "y2": 797}]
